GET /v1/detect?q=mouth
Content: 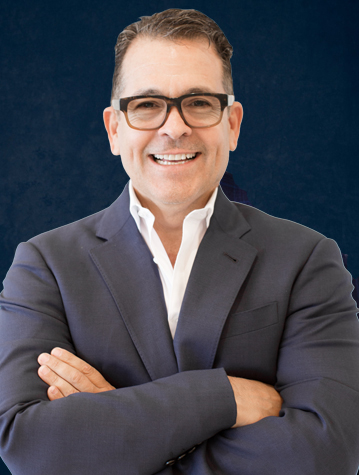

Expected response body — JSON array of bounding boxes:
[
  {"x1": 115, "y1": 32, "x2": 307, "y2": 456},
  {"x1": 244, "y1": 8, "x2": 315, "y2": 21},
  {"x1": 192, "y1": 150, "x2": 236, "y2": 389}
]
[{"x1": 151, "y1": 152, "x2": 198, "y2": 166}]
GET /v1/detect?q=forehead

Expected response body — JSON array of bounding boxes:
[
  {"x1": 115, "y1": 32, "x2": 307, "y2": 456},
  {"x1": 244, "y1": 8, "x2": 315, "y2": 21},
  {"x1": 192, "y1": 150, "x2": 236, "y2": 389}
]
[{"x1": 120, "y1": 37, "x2": 225, "y2": 97}]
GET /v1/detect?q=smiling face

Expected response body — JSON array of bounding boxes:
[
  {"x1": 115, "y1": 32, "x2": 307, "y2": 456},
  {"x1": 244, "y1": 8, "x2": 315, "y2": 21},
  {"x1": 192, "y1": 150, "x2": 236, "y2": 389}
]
[{"x1": 104, "y1": 36, "x2": 243, "y2": 213}]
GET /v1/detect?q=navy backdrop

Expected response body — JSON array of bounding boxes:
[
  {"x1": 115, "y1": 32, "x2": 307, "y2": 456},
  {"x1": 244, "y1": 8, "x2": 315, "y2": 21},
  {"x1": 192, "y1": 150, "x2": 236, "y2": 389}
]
[{"x1": 0, "y1": 0, "x2": 358, "y2": 473}]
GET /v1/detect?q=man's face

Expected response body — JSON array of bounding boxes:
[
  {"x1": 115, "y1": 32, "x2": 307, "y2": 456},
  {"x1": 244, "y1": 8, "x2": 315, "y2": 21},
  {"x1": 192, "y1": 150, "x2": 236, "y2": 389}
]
[{"x1": 104, "y1": 37, "x2": 243, "y2": 211}]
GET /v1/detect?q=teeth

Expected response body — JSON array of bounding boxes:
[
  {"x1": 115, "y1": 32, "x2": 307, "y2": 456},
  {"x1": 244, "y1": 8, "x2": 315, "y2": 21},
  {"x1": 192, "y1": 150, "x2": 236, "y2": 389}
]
[
  {"x1": 156, "y1": 160, "x2": 189, "y2": 166},
  {"x1": 153, "y1": 153, "x2": 196, "y2": 161}
]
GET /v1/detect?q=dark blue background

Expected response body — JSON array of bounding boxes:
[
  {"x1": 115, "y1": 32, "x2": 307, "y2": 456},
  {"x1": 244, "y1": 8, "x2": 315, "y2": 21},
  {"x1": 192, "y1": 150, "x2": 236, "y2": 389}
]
[{"x1": 0, "y1": 0, "x2": 358, "y2": 473}]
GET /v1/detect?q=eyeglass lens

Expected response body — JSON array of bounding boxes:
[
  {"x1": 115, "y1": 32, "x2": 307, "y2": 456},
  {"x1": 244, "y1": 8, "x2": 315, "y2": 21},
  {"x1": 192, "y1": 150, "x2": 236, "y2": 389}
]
[{"x1": 126, "y1": 95, "x2": 222, "y2": 129}]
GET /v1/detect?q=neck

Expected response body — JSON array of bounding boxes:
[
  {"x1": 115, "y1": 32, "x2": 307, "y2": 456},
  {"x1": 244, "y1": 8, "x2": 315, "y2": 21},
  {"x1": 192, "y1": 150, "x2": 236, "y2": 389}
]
[
  {"x1": 135, "y1": 187, "x2": 214, "y2": 228},
  {"x1": 133, "y1": 187, "x2": 215, "y2": 266}
]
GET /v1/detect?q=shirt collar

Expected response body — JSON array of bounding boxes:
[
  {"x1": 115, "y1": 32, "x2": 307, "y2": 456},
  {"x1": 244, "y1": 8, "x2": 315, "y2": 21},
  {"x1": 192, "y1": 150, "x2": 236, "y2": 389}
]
[
  {"x1": 129, "y1": 180, "x2": 153, "y2": 231},
  {"x1": 129, "y1": 179, "x2": 218, "y2": 232}
]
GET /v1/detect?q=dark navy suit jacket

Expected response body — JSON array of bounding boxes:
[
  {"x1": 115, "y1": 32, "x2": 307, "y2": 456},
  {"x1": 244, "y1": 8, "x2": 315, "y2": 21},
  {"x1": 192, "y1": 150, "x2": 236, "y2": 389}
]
[{"x1": 1, "y1": 185, "x2": 359, "y2": 474}]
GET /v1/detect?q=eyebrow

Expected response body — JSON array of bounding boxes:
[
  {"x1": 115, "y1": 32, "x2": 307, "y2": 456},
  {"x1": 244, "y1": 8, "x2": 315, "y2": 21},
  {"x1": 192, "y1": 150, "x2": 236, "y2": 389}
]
[{"x1": 127, "y1": 86, "x2": 217, "y2": 97}]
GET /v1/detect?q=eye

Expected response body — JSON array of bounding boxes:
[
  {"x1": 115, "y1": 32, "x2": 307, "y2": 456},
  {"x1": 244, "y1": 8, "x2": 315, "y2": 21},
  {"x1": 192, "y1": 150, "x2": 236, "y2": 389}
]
[
  {"x1": 139, "y1": 102, "x2": 158, "y2": 108},
  {"x1": 188, "y1": 99, "x2": 211, "y2": 108},
  {"x1": 133, "y1": 99, "x2": 163, "y2": 110}
]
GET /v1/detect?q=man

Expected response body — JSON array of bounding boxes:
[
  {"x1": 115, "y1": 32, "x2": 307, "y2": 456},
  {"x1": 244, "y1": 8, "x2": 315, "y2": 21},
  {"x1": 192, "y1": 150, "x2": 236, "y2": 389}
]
[{"x1": 0, "y1": 8, "x2": 359, "y2": 475}]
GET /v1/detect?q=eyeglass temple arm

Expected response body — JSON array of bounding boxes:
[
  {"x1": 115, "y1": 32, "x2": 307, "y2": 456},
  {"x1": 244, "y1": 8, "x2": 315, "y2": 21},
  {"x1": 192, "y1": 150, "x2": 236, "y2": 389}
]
[
  {"x1": 227, "y1": 95, "x2": 235, "y2": 106},
  {"x1": 111, "y1": 100, "x2": 120, "y2": 110}
]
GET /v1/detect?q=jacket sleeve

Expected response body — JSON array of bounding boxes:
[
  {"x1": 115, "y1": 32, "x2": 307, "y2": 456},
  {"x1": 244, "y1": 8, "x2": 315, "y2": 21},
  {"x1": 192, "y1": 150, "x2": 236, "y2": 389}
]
[
  {"x1": 173, "y1": 238, "x2": 359, "y2": 475},
  {"x1": 0, "y1": 242, "x2": 236, "y2": 475}
]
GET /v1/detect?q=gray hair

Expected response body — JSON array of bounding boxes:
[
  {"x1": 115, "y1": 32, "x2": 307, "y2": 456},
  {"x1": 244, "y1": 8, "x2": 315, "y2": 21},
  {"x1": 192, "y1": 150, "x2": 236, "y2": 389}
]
[{"x1": 111, "y1": 8, "x2": 234, "y2": 100}]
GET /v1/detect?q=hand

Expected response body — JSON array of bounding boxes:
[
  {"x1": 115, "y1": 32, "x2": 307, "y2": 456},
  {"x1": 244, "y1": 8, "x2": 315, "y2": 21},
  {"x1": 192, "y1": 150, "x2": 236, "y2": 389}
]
[
  {"x1": 38, "y1": 348, "x2": 115, "y2": 401},
  {"x1": 228, "y1": 376, "x2": 283, "y2": 428}
]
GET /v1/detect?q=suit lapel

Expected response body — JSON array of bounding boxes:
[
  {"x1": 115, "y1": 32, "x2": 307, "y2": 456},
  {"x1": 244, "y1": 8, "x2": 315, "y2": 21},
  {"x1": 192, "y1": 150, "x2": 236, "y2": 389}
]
[
  {"x1": 89, "y1": 185, "x2": 257, "y2": 377},
  {"x1": 174, "y1": 188, "x2": 258, "y2": 372},
  {"x1": 90, "y1": 186, "x2": 178, "y2": 380}
]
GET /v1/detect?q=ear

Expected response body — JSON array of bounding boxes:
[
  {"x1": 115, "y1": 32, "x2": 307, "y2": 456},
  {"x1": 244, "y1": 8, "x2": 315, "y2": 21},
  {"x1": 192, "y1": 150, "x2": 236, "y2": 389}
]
[
  {"x1": 103, "y1": 106, "x2": 121, "y2": 155},
  {"x1": 228, "y1": 102, "x2": 243, "y2": 152}
]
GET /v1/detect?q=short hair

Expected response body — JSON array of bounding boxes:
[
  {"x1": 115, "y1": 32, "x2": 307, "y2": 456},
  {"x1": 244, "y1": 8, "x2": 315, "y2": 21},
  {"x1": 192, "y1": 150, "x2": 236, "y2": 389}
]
[{"x1": 111, "y1": 8, "x2": 234, "y2": 101}]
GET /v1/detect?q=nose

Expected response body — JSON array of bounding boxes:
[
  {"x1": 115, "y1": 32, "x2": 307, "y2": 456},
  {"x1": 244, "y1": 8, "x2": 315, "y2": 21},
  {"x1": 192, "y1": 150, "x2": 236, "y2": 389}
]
[{"x1": 157, "y1": 105, "x2": 192, "y2": 139}]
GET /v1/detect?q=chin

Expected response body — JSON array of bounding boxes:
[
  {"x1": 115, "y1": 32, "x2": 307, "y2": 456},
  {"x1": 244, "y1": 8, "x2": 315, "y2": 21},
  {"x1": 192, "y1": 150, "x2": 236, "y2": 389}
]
[{"x1": 159, "y1": 188, "x2": 210, "y2": 208}]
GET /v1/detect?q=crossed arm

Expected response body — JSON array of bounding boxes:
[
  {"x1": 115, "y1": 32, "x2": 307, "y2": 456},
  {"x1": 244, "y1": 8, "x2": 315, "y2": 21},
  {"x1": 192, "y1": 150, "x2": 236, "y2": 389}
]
[
  {"x1": 2, "y1": 237, "x2": 359, "y2": 474},
  {"x1": 37, "y1": 347, "x2": 283, "y2": 428}
]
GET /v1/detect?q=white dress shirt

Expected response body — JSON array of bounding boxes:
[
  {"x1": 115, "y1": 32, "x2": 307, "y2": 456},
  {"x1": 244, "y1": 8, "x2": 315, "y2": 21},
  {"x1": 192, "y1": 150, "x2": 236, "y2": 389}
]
[{"x1": 129, "y1": 181, "x2": 217, "y2": 338}]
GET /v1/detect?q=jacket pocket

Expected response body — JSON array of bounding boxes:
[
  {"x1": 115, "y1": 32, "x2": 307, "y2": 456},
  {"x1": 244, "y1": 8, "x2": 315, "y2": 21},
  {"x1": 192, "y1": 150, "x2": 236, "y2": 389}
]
[{"x1": 220, "y1": 301, "x2": 278, "y2": 339}]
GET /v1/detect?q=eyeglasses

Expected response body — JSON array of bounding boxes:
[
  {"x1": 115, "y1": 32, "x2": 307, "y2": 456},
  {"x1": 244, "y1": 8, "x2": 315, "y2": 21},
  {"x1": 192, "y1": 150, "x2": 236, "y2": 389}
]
[{"x1": 111, "y1": 93, "x2": 234, "y2": 131}]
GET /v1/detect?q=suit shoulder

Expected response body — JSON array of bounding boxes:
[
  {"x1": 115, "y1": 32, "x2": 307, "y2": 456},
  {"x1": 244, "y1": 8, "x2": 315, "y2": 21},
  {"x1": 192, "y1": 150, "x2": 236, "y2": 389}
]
[
  {"x1": 27, "y1": 207, "x2": 108, "y2": 251},
  {"x1": 26, "y1": 186, "x2": 130, "y2": 253},
  {"x1": 227, "y1": 202, "x2": 348, "y2": 275},
  {"x1": 233, "y1": 202, "x2": 326, "y2": 246}
]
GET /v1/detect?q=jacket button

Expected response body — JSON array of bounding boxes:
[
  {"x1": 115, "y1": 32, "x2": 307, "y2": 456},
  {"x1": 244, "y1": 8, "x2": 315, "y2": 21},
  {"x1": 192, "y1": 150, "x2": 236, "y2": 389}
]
[{"x1": 165, "y1": 459, "x2": 176, "y2": 466}]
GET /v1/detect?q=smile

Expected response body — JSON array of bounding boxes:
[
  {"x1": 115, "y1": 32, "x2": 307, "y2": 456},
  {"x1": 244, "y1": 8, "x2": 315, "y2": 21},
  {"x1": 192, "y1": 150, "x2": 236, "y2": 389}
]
[{"x1": 151, "y1": 153, "x2": 198, "y2": 166}]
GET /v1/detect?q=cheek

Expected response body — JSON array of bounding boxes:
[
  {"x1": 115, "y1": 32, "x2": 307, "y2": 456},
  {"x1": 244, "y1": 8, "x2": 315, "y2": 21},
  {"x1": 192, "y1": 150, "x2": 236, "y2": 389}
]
[
  {"x1": 208, "y1": 134, "x2": 229, "y2": 167},
  {"x1": 118, "y1": 128, "x2": 154, "y2": 160},
  {"x1": 119, "y1": 155, "x2": 131, "y2": 176},
  {"x1": 117, "y1": 140, "x2": 135, "y2": 177},
  {"x1": 118, "y1": 140, "x2": 146, "y2": 180}
]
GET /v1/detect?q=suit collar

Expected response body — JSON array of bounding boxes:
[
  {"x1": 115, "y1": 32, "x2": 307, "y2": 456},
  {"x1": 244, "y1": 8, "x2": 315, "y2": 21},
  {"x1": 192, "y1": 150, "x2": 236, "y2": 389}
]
[
  {"x1": 95, "y1": 183, "x2": 251, "y2": 241},
  {"x1": 214, "y1": 185, "x2": 252, "y2": 238},
  {"x1": 95, "y1": 183, "x2": 132, "y2": 241}
]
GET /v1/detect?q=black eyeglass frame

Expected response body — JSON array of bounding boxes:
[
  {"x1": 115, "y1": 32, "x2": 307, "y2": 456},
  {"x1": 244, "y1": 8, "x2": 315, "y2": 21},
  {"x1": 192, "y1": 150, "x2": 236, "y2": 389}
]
[{"x1": 111, "y1": 93, "x2": 235, "y2": 130}]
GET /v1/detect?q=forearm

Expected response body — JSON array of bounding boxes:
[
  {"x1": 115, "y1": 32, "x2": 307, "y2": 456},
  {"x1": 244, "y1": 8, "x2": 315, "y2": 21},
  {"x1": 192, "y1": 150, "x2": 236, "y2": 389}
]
[
  {"x1": 0, "y1": 367, "x2": 236, "y2": 475},
  {"x1": 0, "y1": 242, "x2": 233, "y2": 474},
  {"x1": 173, "y1": 239, "x2": 359, "y2": 474},
  {"x1": 173, "y1": 378, "x2": 359, "y2": 475}
]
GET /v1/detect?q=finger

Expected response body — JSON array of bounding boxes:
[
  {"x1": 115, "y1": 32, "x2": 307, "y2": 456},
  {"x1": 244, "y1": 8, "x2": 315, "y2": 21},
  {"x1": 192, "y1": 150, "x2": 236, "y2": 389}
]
[
  {"x1": 38, "y1": 353, "x2": 96, "y2": 393},
  {"x1": 38, "y1": 364, "x2": 79, "y2": 397},
  {"x1": 47, "y1": 385, "x2": 65, "y2": 401},
  {"x1": 50, "y1": 348, "x2": 114, "y2": 390}
]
